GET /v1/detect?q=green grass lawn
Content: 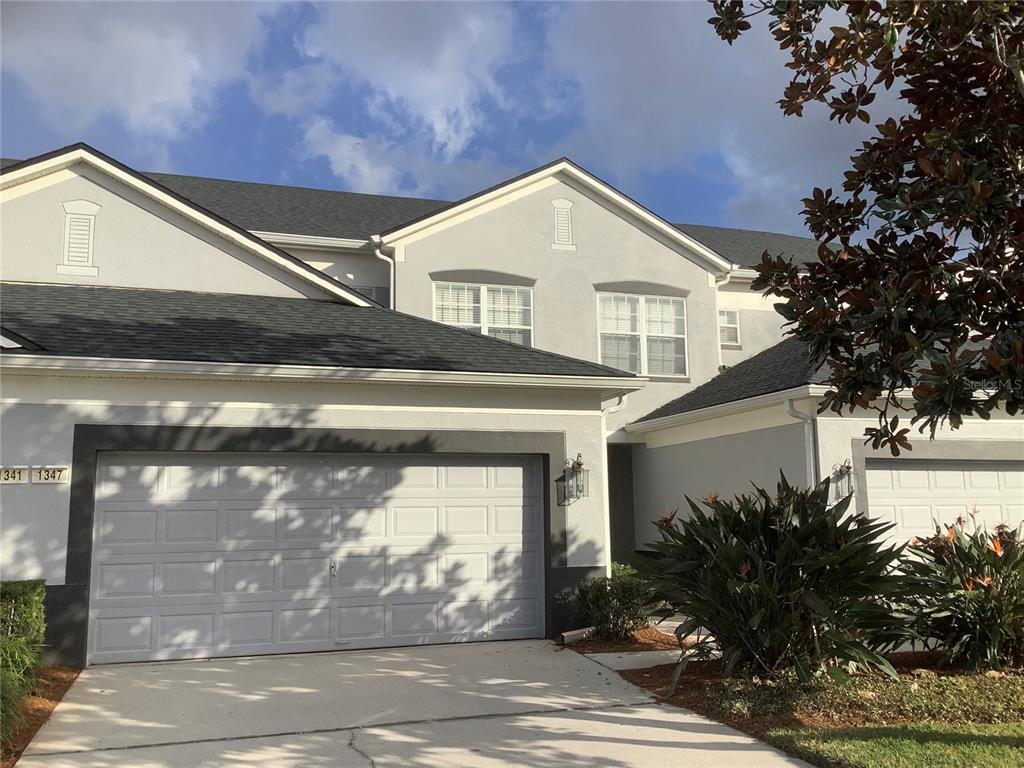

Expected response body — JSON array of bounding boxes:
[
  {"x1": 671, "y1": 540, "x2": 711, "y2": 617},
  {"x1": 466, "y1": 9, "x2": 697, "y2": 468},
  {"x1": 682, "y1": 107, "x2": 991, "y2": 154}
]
[
  {"x1": 769, "y1": 722, "x2": 1024, "y2": 768},
  {"x1": 622, "y1": 659, "x2": 1024, "y2": 768}
]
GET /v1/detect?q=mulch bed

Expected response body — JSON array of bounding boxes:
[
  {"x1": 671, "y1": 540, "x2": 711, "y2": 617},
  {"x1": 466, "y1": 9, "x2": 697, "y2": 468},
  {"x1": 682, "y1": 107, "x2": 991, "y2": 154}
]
[
  {"x1": 569, "y1": 625, "x2": 683, "y2": 654},
  {"x1": 619, "y1": 651, "x2": 1004, "y2": 741},
  {"x1": 622, "y1": 659, "x2": 834, "y2": 739},
  {"x1": 1, "y1": 666, "x2": 80, "y2": 768}
]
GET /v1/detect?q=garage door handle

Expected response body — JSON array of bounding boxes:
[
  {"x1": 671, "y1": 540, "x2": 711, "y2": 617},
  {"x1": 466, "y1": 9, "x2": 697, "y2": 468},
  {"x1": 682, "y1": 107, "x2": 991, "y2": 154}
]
[{"x1": 329, "y1": 559, "x2": 338, "y2": 577}]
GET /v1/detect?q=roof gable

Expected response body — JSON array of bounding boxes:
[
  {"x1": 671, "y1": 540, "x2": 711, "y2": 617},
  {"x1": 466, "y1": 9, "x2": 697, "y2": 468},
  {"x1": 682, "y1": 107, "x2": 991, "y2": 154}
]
[
  {"x1": 377, "y1": 158, "x2": 736, "y2": 275},
  {"x1": 0, "y1": 144, "x2": 373, "y2": 306}
]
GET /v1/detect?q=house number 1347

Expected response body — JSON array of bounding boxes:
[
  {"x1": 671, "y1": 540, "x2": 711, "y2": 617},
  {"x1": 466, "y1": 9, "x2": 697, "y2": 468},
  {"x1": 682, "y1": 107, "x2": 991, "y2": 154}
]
[{"x1": 32, "y1": 467, "x2": 69, "y2": 483}]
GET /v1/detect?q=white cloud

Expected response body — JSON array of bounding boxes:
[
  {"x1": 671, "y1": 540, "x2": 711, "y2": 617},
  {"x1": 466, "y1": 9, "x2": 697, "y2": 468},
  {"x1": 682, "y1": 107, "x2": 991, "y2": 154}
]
[
  {"x1": 543, "y1": 2, "x2": 899, "y2": 235},
  {"x1": 300, "y1": 2, "x2": 519, "y2": 159},
  {"x1": 301, "y1": 117, "x2": 516, "y2": 199},
  {"x1": 302, "y1": 119, "x2": 406, "y2": 195},
  {"x1": 249, "y1": 62, "x2": 335, "y2": 118},
  {"x1": 1, "y1": 2, "x2": 273, "y2": 149}
]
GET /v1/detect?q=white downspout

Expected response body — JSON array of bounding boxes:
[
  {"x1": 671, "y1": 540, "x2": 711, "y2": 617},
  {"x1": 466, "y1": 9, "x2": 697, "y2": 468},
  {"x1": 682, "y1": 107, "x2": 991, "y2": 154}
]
[
  {"x1": 785, "y1": 398, "x2": 819, "y2": 487},
  {"x1": 370, "y1": 235, "x2": 394, "y2": 309}
]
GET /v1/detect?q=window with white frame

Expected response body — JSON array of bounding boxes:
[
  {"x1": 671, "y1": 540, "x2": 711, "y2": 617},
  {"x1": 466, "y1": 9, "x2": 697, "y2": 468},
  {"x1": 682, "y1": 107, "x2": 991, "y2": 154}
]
[
  {"x1": 551, "y1": 198, "x2": 575, "y2": 250},
  {"x1": 719, "y1": 309, "x2": 741, "y2": 346},
  {"x1": 434, "y1": 282, "x2": 533, "y2": 346},
  {"x1": 598, "y1": 293, "x2": 687, "y2": 376},
  {"x1": 58, "y1": 200, "x2": 101, "y2": 276}
]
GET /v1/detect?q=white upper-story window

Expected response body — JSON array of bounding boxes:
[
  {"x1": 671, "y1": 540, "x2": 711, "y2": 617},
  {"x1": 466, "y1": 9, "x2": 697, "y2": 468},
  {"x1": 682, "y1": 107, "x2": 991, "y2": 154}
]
[
  {"x1": 598, "y1": 292, "x2": 687, "y2": 376},
  {"x1": 57, "y1": 200, "x2": 102, "y2": 277},
  {"x1": 719, "y1": 309, "x2": 741, "y2": 346},
  {"x1": 433, "y1": 282, "x2": 533, "y2": 347},
  {"x1": 551, "y1": 198, "x2": 575, "y2": 251}
]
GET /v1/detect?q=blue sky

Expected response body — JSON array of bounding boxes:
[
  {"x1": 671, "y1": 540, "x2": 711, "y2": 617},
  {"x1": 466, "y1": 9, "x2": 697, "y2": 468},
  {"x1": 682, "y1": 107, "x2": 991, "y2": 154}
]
[{"x1": 1, "y1": 1, "x2": 885, "y2": 236}]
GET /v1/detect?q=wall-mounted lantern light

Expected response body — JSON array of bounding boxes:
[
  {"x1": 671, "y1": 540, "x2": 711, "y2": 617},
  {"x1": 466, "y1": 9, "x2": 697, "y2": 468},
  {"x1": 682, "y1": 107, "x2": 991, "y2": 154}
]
[
  {"x1": 556, "y1": 453, "x2": 589, "y2": 506},
  {"x1": 832, "y1": 459, "x2": 855, "y2": 499}
]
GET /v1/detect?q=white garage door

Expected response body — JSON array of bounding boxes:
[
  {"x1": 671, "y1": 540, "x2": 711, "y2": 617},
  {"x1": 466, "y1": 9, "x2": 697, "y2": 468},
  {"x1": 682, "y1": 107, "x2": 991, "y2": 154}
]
[
  {"x1": 865, "y1": 459, "x2": 1024, "y2": 542},
  {"x1": 89, "y1": 453, "x2": 544, "y2": 664}
]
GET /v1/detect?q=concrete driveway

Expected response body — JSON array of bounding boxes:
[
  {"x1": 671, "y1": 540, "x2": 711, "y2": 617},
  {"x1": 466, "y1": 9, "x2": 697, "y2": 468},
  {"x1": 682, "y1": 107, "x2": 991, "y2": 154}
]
[{"x1": 19, "y1": 641, "x2": 807, "y2": 767}]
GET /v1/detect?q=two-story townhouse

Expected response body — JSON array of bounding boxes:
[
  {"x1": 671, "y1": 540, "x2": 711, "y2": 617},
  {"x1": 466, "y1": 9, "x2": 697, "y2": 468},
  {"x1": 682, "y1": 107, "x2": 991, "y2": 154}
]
[{"x1": 2, "y1": 144, "x2": 1021, "y2": 667}]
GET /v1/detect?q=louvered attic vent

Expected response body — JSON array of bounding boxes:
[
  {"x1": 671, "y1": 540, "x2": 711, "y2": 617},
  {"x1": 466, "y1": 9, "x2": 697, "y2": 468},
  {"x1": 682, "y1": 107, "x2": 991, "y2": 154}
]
[
  {"x1": 551, "y1": 198, "x2": 575, "y2": 251},
  {"x1": 57, "y1": 200, "x2": 101, "y2": 276}
]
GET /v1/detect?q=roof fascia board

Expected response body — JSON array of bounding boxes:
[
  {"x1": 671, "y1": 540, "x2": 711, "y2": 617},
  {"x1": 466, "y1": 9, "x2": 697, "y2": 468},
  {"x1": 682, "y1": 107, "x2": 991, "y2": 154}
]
[
  {"x1": 0, "y1": 146, "x2": 373, "y2": 306},
  {"x1": 727, "y1": 268, "x2": 761, "y2": 281},
  {"x1": 380, "y1": 159, "x2": 735, "y2": 275},
  {"x1": 253, "y1": 231, "x2": 370, "y2": 251},
  {"x1": 626, "y1": 385, "x2": 828, "y2": 433},
  {"x1": 1, "y1": 353, "x2": 646, "y2": 394}
]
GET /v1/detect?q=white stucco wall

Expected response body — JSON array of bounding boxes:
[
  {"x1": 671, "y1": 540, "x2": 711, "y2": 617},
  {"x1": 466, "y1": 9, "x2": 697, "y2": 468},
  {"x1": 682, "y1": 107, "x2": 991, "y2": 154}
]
[
  {"x1": 1, "y1": 165, "x2": 329, "y2": 298},
  {"x1": 632, "y1": 421, "x2": 809, "y2": 548},
  {"x1": 282, "y1": 245, "x2": 389, "y2": 290},
  {"x1": 389, "y1": 175, "x2": 723, "y2": 433},
  {"x1": 0, "y1": 372, "x2": 611, "y2": 585},
  {"x1": 630, "y1": 399, "x2": 1023, "y2": 548},
  {"x1": 716, "y1": 280, "x2": 787, "y2": 368},
  {"x1": 815, "y1": 410, "x2": 1024, "y2": 511}
]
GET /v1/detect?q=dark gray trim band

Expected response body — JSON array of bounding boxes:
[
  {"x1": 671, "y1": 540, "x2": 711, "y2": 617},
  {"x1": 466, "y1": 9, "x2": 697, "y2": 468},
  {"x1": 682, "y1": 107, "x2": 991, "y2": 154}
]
[
  {"x1": 593, "y1": 281, "x2": 690, "y2": 298},
  {"x1": 851, "y1": 438, "x2": 1024, "y2": 515},
  {"x1": 429, "y1": 269, "x2": 536, "y2": 287},
  {"x1": 58, "y1": 424, "x2": 578, "y2": 667}
]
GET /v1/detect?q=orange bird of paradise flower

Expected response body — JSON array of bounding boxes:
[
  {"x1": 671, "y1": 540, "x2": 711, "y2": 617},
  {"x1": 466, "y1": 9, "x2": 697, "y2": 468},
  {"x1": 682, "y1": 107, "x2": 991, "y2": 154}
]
[{"x1": 989, "y1": 537, "x2": 1004, "y2": 557}]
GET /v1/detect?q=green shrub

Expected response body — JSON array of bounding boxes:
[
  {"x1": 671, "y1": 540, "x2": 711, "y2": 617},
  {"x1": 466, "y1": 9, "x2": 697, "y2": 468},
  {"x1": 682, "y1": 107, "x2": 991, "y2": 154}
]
[
  {"x1": 0, "y1": 579, "x2": 46, "y2": 743},
  {"x1": 0, "y1": 666, "x2": 30, "y2": 741},
  {"x1": 902, "y1": 517, "x2": 1024, "y2": 669},
  {"x1": 632, "y1": 474, "x2": 913, "y2": 685},
  {"x1": 576, "y1": 563, "x2": 652, "y2": 640},
  {"x1": 0, "y1": 579, "x2": 46, "y2": 646}
]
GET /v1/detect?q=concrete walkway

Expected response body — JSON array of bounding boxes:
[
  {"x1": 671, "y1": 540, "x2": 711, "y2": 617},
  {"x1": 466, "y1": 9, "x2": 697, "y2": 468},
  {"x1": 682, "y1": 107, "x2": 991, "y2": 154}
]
[{"x1": 20, "y1": 641, "x2": 808, "y2": 767}]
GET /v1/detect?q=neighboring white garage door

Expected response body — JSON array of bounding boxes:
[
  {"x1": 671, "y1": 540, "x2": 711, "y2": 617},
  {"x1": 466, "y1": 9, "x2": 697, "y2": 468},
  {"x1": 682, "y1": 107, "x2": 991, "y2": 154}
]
[
  {"x1": 89, "y1": 453, "x2": 544, "y2": 664},
  {"x1": 865, "y1": 459, "x2": 1024, "y2": 542}
]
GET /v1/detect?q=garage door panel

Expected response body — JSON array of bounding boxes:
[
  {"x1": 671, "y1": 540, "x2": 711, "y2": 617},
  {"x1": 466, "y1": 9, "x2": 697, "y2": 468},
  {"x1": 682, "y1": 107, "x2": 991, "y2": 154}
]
[
  {"x1": 90, "y1": 453, "x2": 544, "y2": 663},
  {"x1": 391, "y1": 505, "x2": 439, "y2": 537},
  {"x1": 866, "y1": 459, "x2": 1024, "y2": 542},
  {"x1": 338, "y1": 506, "x2": 387, "y2": 541},
  {"x1": 280, "y1": 607, "x2": 331, "y2": 643},
  {"x1": 222, "y1": 558, "x2": 276, "y2": 594},
  {"x1": 222, "y1": 610, "x2": 275, "y2": 646},
  {"x1": 280, "y1": 505, "x2": 334, "y2": 542},
  {"x1": 1005, "y1": 472, "x2": 1024, "y2": 490},
  {"x1": 161, "y1": 561, "x2": 216, "y2": 596},
  {"x1": 280, "y1": 555, "x2": 333, "y2": 593},
  {"x1": 164, "y1": 507, "x2": 219, "y2": 543},
  {"x1": 97, "y1": 563, "x2": 155, "y2": 598},
  {"x1": 97, "y1": 509, "x2": 157, "y2": 545}
]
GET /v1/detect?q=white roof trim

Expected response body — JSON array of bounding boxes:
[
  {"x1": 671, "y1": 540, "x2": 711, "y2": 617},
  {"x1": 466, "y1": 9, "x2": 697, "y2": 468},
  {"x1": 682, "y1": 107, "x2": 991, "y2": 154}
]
[
  {"x1": 1, "y1": 353, "x2": 646, "y2": 394},
  {"x1": 727, "y1": 267, "x2": 761, "y2": 281},
  {"x1": 379, "y1": 159, "x2": 736, "y2": 275},
  {"x1": 625, "y1": 384, "x2": 830, "y2": 433},
  {"x1": 252, "y1": 231, "x2": 370, "y2": 251},
  {"x1": 0, "y1": 147, "x2": 373, "y2": 307}
]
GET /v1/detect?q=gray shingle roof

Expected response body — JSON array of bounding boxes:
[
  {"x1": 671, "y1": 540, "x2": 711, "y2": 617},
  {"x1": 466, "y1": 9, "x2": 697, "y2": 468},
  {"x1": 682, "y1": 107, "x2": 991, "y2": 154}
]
[
  {"x1": 3, "y1": 152, "x2": 824, "y2": 267},
  {"x1": 146, "y1": 172, "x2": 448, "y2": 241},
  {"x1": 0, "y1": 283, "x2": 630, "y2": 378},
  {"x1": 674, "y1": 223, "x2": 824, "y2": 270},
  {"x1": 637, "y1": 337, "x2": 829, "y2": 422}
]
